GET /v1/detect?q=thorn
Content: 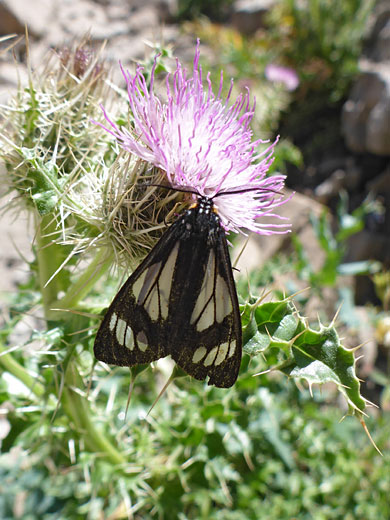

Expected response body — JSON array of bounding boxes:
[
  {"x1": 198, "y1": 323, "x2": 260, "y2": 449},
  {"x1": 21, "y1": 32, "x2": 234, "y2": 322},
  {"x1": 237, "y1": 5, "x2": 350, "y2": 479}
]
[
  {"x1": 308, "y1": 382, "x2": 313, "y2": 398},
  {"x1": 146, "y1": 370, "x2": 174, "y2": 417},
  {"x1": 349, "y1": 341, "x2": 369, "y2": 353},
  {"x1": 337, "y1": 381, "x2": 351, "y2": 389},
  {"x1": 290, "y1": 328, "x2": 305, "y2": 344},
  {"x1": 359, "y1": 416, "x2": 382, "y2": 456},
  {"x1": 51, "y1": 370, "x2": 65, "y2": 424},
  {"x1": 264, "y1": 325, "x2": 272, "y2": 340},
  {"x1": 253, "y1": 368, "x2": 271, "y2": 377},
  {"x1": 67, "y1": 325, "x2": 98, "y2": 336},
  {"x1": 287, "y1": 286, "x2": 310, "y2": 300},
  {"x1": 246, "y1": 270, "x2": 251, "y2": 298},
  {"x1": 244, "y1": 449, "x2": 255, "y2": 471},
  {"x1": 355, "y1": 355, "x2": 365, "y2": 363},
  {"x1": 290, "y1": 300, "x2": 299, "y2": 314},
  {"x1": 330, "y1": 303, "x2": 342, "y2": 327},
  {"x1": 252, "y1": 290, "x2": 273, "y2": 309},
  {"x1": 364, "y1": 398, "x2": 379, "y2": 409},
  {"x1": 50, "y1": 308, "x2": 100, "y2": 319},
  {"x1": 124, "y1": 373, "x2": 135, "y2": 421},
  {"x1": 233, "y1": 234, "x2": 250, "y2": 268},
  {"x1": 85, "y1": 365, "x2": 94, "y2": 398}
]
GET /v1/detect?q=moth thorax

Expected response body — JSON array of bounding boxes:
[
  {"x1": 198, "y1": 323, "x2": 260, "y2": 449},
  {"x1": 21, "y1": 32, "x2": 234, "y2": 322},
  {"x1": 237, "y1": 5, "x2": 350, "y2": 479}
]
[{"x1": 197, "y1": 196, "x2": 214, "y2": 213}]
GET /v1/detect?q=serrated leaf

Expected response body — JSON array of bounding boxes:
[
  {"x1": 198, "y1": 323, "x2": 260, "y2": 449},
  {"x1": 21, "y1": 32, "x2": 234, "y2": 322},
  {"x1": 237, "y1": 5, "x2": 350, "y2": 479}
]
[
  {"x1": 242, "y1": 298, "x2": 366, "y2": 415},
  {"x1": 243, "y1": 300, "x2": 297, "y2": 356},
  {"x1": 18, "y1": 148, "x2": 62, "y2": 215},
  {"x1": 288, "y1": 325, "x2": 366, "y2": 413}
]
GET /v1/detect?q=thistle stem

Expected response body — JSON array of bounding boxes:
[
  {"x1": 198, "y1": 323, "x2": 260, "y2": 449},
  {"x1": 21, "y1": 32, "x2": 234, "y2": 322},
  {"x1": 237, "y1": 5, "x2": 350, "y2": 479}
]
[
  {"x1": 34, "y1": 213, "x2": 122, "y2": 464},
  {"x1": 0, "y1": 342, "x2": 45, "y2": 398},
  {"x1": 35, "y1": 212, "x2": 63, "y2": 321},
  {"x1": 61, "y1": 359, "x2": 124, "y2": 465},
  {"x1": 49, "y1": 247, "x2": 112, "y2": 319}
]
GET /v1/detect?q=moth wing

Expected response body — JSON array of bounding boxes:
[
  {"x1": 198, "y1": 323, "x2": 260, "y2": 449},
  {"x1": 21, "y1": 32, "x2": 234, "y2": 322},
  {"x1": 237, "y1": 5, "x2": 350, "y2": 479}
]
[
  {"x1": 94, "y1": 226, "x2": 180, "y2": 367},
  {"x1": 172, "y1": 233, "x2": 242, "y2": 388}
]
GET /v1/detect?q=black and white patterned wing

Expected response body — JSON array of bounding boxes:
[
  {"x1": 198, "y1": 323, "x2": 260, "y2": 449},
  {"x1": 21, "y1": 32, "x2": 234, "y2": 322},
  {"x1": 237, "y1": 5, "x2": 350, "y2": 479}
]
[
  {"x1": 170, "y1": 226, "x2": 242, "y2": 388},
  {"x1": 94, "y1": 226, "x2": 180, "y2": 367},
  {"x1": 94, "y1": 196, "x2": 242, "y2": 388}
]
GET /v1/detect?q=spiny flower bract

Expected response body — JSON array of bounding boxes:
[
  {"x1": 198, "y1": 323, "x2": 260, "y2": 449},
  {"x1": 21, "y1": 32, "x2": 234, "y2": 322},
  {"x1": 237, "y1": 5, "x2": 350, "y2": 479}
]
[
  {"x1": 0, "y1": 38, "x2": 171, "y2": 270},
  {"x1": 99, "y1": 41, "x2": 292, "y2": 235}
]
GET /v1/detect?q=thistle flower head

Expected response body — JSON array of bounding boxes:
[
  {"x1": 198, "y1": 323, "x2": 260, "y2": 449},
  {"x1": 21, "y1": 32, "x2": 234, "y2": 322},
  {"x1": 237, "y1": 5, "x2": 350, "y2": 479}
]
[
  {"x1": 265, "y1": 64, "x2": 299, "y2": 92},
  {"x1": 0, "y1": 37, "x2": 169, "y2": 271},
  {"x1": 99, "y1": 41, "x2": 292, "y2": 236}
]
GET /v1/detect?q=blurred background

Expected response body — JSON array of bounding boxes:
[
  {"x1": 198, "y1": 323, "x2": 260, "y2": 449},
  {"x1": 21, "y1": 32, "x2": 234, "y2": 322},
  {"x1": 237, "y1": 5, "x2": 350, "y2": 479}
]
[{"x1": 0, "y1": 1, "x2": 389, "y2": 519}]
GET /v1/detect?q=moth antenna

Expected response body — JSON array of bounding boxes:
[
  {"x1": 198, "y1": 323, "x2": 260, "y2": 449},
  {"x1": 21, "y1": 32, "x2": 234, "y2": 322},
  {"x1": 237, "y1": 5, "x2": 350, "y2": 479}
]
[
  {"x1": 142, "y1": 182, "x2": 200, "y2": 196},
  {"x1": 213, "y1": 186, "x2": 283, "y2": 198}
]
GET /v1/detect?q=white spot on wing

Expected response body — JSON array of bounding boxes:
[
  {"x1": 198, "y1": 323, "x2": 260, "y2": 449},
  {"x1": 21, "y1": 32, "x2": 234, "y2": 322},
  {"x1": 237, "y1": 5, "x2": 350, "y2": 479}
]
[
  {"x1": 204, "y1": 346, "x2": 218, "y2": 366},
  {"x1": 136, "y1": 332, "x2": 148, "y2": 352},
  {"x1": 215, "y1": 275, "x2": 233, "y2": 323},
  {"x1": 132, "y1": 270, "x2": 147, "y2": 301},
  {"x1": 125, "y1": 326, "x2": 134, "y2": 350},
  {"x1": 133, "y1": 244, "x2": 179, "y2": 322},
  {"x1": 192, "y1": 346, "x2": 207, "y2": 364},
  {"x1": 196, "y1": 308, "x2": 215, "y2": 332},
  {"x1": 158, "y1": 242, "x2": 179, "y2": 319},
  {"x1": 228, "y1": 340, "x2": 236, "y2": 358},
  {"x1": 145, "y1": 289, "x2": 159, "y2": 321},
  {"x1": 215, "y1": 342, "x2": 229, "y2": 366},
  {"x1": 116, "y1": 318, "x2": 127, "y2": 346},
  {"x1": 109, "y1": 312, "x2": 118, "y2": 332},
  {"x1": 191, "y1": 252, "x2": 215, "y2": 329},
  {"x1": 133, "y1": 263, "x2": 161, "y2": 305}
]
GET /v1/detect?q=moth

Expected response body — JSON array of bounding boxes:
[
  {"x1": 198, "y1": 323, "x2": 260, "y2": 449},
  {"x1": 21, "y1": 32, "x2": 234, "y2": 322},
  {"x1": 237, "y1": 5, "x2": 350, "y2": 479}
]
[{"x1": 94, "y1": 192, "x2": 242, "y2": 388}]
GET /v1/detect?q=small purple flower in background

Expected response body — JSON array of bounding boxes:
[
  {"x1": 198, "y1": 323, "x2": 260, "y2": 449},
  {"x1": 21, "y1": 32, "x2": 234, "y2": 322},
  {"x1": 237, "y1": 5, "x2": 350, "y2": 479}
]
[
  {"x1": 265, "y1": 64, "x2": 299, "y2": 92},
  {"x1": 99, "y1": 42, "x2": 292, "y2": 236}
]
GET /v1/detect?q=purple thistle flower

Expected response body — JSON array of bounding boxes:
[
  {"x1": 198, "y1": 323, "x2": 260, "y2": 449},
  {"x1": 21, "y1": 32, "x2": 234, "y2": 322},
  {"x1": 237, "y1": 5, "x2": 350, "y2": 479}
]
[
  {"x1": 265, "y1": 64, "x2": 299, "y2": 92},
  {"x1": 99, "y1": 42, "x2": 292, "y2": 236}
]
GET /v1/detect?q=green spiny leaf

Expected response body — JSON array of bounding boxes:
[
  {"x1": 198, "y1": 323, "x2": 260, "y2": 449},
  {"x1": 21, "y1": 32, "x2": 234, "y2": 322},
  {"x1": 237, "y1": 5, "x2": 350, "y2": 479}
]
[{"x1": 242, "y1": 297, "x2": 366, "y2": 416}]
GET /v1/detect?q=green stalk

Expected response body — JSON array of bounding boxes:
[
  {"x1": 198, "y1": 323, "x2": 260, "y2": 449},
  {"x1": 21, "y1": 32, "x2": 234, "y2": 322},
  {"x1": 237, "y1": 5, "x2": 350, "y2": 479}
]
[
  {"x1": 0, "y1": 342, "x2": 45, "y2": 398},
  {"x1": 35, "y1": 212, "x2": 63, "y2": 321},
  {"x1": 61, "y1": 359, "x2": 124, "y2": 465},
  {"x1": 48, "y1": 247, "x2": 112, "y2": 320},
  {"x1": 34, "y1": 213, "x2": 123, "y2": 464}
]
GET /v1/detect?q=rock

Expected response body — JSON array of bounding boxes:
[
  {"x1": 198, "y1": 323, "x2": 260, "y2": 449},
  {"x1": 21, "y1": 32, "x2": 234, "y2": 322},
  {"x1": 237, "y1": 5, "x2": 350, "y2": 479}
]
[
  {"x1": 157, "y1": 0, "x2": 179, "y2": 23},
  {"x1": 0, "y1": 191, "x2": 33, "y2": 293},
  {"x1": 365, "y1": 1, "x2": 390, "y2": 62},
  {"x1": 231, "y1": 0, "x2": 276, "y2": 35},
  {"x1": 314, "y1": 159, "x2": 362, "y2": 204},
  {"x1": 367, "y1": 165, "x2": 390, "y2": 194},
  {"x1": 55, "y1": 0, "x2": 128, "y2": 42},
  {"x1": 128, "y1": 6, "x2": 159, "y2": 36},
  {"x1": 345, "y1": 229, "x2": 390, "y2": 265},
  {"x1": 236, "y1": 190, "x2": 326, "y2": 273},
  {"x1": 0, "y1": 0, "x2": 53, "y2": 38},
  {"x1": 0, "y1": 61, "x2": 28, "y2": 104},
  {"x1": 314, "y1": 169, "x2": 346, "y2": 204},
  {"x1": 351, "y1": 307, "x2": 377, "y2": 377},
  {"x1": 342, "y1": 62, "x2": 390, "y2": 156},
  {"x1": 0, "y1": 3, "x2": 25, "y2": 36},
  {"x1": 342, "y1": 3, "x2": 390, "y2": 157}
]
